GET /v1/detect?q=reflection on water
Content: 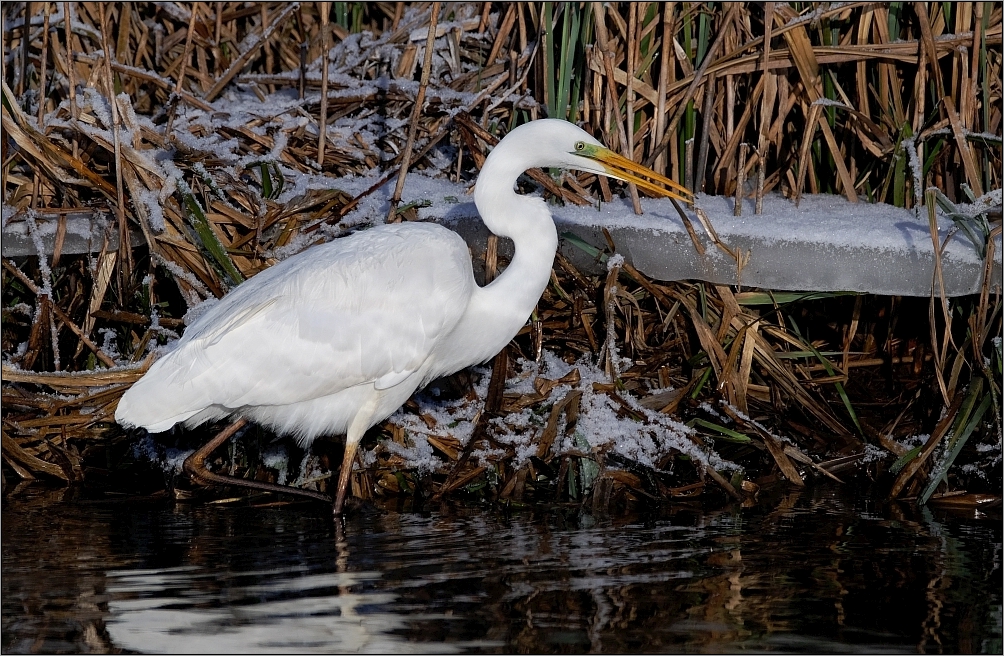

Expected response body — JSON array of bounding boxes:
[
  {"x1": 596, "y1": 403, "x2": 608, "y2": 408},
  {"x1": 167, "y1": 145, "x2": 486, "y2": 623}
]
[
  {"x1": 105, "y1": 568, "x2": 419, "y2": 653},
  {"x1": 3, "y1": 486, "x2": 1001, "y2": 653}
]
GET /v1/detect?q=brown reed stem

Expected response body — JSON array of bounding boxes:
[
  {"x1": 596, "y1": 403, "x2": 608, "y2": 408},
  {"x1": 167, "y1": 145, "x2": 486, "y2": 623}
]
[
  {"x1": 794, "y1": 103, "x2": 821, "y2": 207},
  {"x1": 2, "y1": 259, "x2": 117, "y2": 368},
  {"x1": 318, "y1": 2, "x2": 330, "y2": 168},
  {"x1": 626, "y1": 4, "x2": 636, "y2": 132},
  {"x1": 204, "y1": 3, "x2": 299, "y2": 103},
  {"x1": 592, "y1": 2, "x2": 641, "y2": 214},
  {"x1": 98, "y1": 3, "x2": 131, "y2": 291},
  {"x1": 695, "y1": 73, "x2": 714, "y2": 194},
  {"x1": 37, "y1": 3, "x2": 50, "y2": 125},
  {"x1": 388, "y1": 2, "x2": 440, "y2": 223},
  {"x1": 166, "y1": 2, "x2": 200, "y2": 135},
  {"x1": 652, "y1": 2, "x2": 674, "y2": 175},
  {"x1": 755, "y1": 2, "x2": 774, "y2": 214},
  {"x1": 62, "y1": 2, "x2": 78, "y2": 158},
  {"x1": 261, "y1": 4, "x2": 274, "y2": 91},
  {"x1": 646, "y1": 2, "x2": 740, "y2": 169},
  {"x1": 734, "y1": 143, "x2": 747, "y2": 216}
]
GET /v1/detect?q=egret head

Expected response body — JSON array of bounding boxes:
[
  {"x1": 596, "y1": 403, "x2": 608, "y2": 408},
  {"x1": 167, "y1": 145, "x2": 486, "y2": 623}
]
[{"x1": 497, "y1": 119, "x2": 693, "y2": 203}]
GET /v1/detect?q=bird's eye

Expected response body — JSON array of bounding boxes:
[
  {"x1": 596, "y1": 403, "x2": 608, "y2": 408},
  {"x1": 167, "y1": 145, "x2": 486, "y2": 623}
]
[{"x1": 574, "y1": 141, "x2": 585, "y2": 151}]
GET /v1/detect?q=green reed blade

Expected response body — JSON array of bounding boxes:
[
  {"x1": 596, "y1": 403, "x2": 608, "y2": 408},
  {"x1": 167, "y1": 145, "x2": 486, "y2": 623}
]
[
  {"x1": 179, "y1": 182, "x2": 244, "y2": 286},
  {"x1": 556, "y1": 3, "x2": 579, "y2": 122},
  {"x1": 542, "y1": 2, "x2": 555, "y2": 117},
  {"x1": 696, "y1": 4, "x2": 709, "y2": 64},
  {"x1": 774, "y1": 350, "x2": 850, "y2": 360},
  {"x1": 920, "y1": 379, "x2": 991, "y2": 504},
  {"x1": 689, "y1": 418, "x2": 753, "y2": 443},
  {"x1": 789, "y1": 317, "x2": 863, "y2": 435},
  {"x1": 560, "y1": 231, "x2": 607, "y2": 262},
  {"x1": 735, "y1": 291, "x2": 858, "y2": 305},
  {"x1": 691, "y1": 366, "x2": 713, "y2": 398},
  {"x1": 890, "y1": 445, "x2": 922, "y2": 474}
]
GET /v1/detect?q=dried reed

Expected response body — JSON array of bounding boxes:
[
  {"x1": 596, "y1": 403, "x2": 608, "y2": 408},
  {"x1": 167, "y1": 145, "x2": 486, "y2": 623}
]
[{"x1": 2, "y1": 2, "x2": 1000, "y2": 509}]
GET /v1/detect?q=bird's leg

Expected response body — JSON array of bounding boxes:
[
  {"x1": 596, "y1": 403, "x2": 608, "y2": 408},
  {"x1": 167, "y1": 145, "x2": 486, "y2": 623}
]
[
  {"x1": 182, "y1": 418, "x2": 331, "y2": 503},
  {"x1": 333, "y1": 395, "x2": 378, "y2": 515},
  {"x1": 332, "y1": 438, "x2": 359, "y2": 516},
  {"x1": 183, "y1": 418, "x2": 247, "y2": 484}
]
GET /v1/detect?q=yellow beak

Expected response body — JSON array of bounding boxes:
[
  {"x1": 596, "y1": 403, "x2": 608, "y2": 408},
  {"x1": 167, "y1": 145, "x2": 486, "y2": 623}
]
[{"x1": 582, "y1": 145, "x2": 693, "y2": 203}]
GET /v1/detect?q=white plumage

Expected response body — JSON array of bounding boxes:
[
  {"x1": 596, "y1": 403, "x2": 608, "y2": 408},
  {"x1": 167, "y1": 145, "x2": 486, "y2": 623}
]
[
  {"x1": 119, "y1": 223, "x2": 474, "y2": 437},
  {"x1": 116, "y1": 118, "x2": 691, "y2": 513}
]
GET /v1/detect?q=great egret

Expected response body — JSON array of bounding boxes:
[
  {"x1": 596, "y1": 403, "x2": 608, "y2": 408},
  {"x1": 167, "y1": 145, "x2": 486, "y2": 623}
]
[{"x1": 115, "y1": 118, "x2": 692, "y2": 514}]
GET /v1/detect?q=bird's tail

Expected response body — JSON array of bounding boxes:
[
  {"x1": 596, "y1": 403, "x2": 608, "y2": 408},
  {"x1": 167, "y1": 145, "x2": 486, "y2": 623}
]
[{"x1": 115, "y1": 355, "x2": 208, "y2": 433}]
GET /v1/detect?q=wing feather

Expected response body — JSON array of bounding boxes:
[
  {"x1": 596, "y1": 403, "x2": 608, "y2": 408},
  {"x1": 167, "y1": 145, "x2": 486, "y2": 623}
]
[{"x1": 116, "y1": 223, "x2": 474, "y2": 429}]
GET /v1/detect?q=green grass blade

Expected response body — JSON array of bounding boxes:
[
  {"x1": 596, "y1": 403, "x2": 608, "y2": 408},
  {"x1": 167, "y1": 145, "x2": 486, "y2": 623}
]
[
  {"x1": 270, "y1": 162, "x2": 284, "y2": 198},
  {"x1": 920, "y1": 379, "x2": 991, "y2": 504},
  {"x1": 774, "y1": 350, "x2": 850, "y2": 359},
  {"x1": 556, "y1": 6, "x2": 570, "y2": 119},
  {"x1": 689, "y1": 418, "x2": 753, "y2": 443},
  {"x1": 569, "y1": 6, "x2": 593, "y2": 124},
  {"x1": 260, "y1": 162, "x2": 273, "y2": 199},
  {"x1": 555, "y1": 4, "x2": 578, "y2": 121},
  {"x1": 542, "y1": 3, "x2": 555, "y2": 117},
  {"x1": 890, "y1": 445, "x2": 922, "y2": 474},
  {"x1": 735, "y1": 291, "x2": 859, "y2": 305},
  {"x1": 923, "y1": 139, "x2": 945, "y2": 178},
  {"x1": 832, "y1": 378, "x2": 862, "y2": 435},
  {"x1": 690, "y1": 366, "x2": 713, "y2": 398},
  {"x1": 696, "y1": 5, "x2": 709, "y2": 64},
  {"x1": 888, "y1": 2, "x2": 903, "y2": 39},
  {"x1": 351, "y1": 3, "x2": 363, "y2": 33},
  {"x1": 789, "y1": 317, "x2": 863, "y2": 435},
  {"x1": 574, "y1": 432, "x2": 599, "y2": 493},
  {"x1": 560, "y1": 231, "x2": 606, "y2": 261},
  {"x1": 334, "y1": 2, "x2": 348, "y2": 30},
  {"x1": 178, "y1": 181, "x2": 244, "y2": 286}
]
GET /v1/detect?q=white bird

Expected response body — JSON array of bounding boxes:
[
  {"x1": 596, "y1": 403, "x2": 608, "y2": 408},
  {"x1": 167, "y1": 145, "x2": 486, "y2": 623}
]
[{"x1": 115, "y1": 118, "x2": 692, "y2": 514}]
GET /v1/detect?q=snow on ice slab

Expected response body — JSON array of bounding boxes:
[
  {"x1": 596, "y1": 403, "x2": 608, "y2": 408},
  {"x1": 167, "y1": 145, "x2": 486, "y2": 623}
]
[
  {"x1": 1, "y1": 208, "x2": 141, "y2": 257},
  {"x1": 427, "y1": 184, "x2": 1002, "y2": 298},
  {"x1": 4, "y1": 175, "x2": 999, "y2": 297}
]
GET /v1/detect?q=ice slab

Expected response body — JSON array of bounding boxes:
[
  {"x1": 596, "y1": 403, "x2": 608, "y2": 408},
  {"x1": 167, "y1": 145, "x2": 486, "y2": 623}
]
[
  {"x1": 1, "y1": 210, "x2": 137, "y2": 257},
  {"x1": 429, "y1": 190, "x2": 1002, "y2": 298},
  {"x1": 4, "y1": 185, "x2": 999, "y2": 298}
]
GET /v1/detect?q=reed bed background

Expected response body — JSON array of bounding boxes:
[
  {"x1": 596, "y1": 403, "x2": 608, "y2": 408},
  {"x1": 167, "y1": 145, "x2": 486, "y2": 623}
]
[{"x1": 2, "y1": 2, "x2": 1001, "y2": 511}]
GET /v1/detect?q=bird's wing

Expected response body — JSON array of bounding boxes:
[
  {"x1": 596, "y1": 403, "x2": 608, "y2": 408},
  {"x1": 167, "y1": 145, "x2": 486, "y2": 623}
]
[{"x1": 147, "y1": 223, "x2": 474, "y2": 410}]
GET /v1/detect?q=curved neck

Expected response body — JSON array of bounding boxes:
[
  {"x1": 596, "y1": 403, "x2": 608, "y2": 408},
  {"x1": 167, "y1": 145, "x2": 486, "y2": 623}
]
[
  {"x1": 475, "y1": 148, "x2": 559, "y2": 291},
  {"x1": 481, "y1": 196, "x2": 558, "y2": 311},
  {"x1": 456, "y1": 156, "x2": 558, "y2": 362}
]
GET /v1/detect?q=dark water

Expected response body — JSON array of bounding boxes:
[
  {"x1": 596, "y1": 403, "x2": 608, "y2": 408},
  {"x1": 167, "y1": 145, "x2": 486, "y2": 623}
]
[{"x1": 2, "y1": 485, "x2": 1001, "y2": 654}]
